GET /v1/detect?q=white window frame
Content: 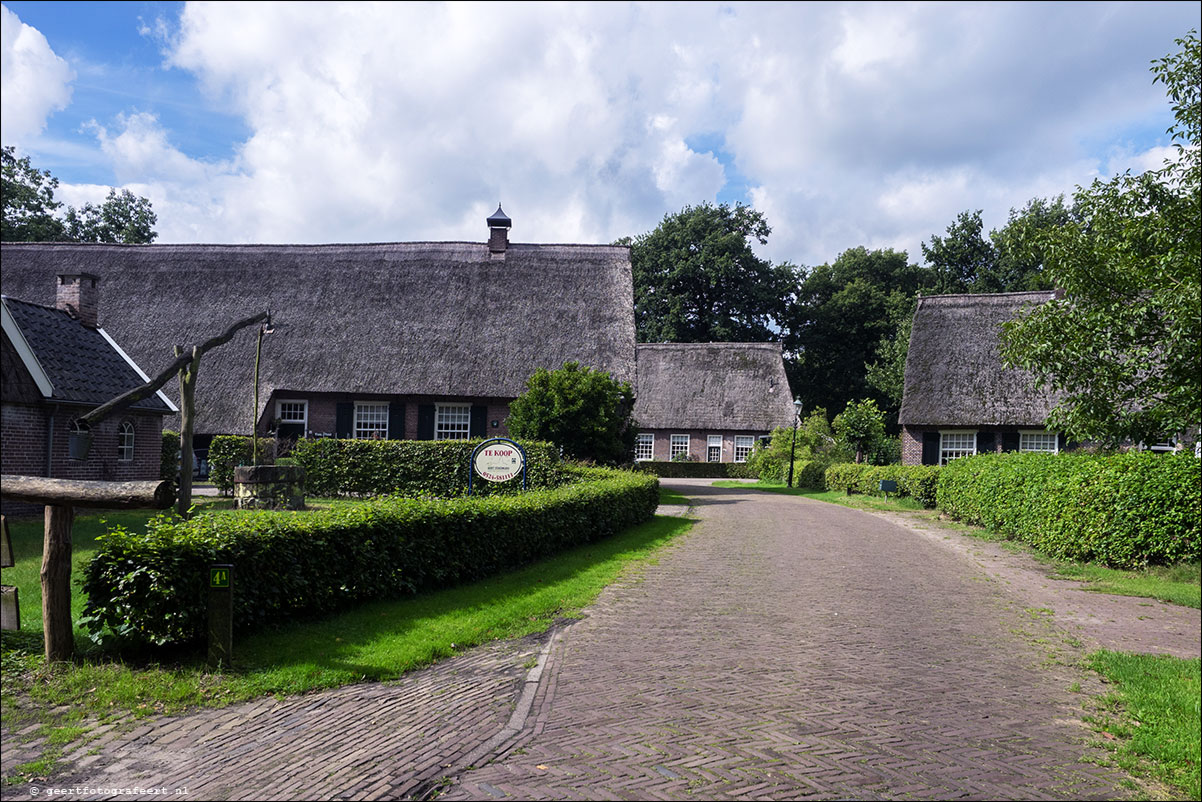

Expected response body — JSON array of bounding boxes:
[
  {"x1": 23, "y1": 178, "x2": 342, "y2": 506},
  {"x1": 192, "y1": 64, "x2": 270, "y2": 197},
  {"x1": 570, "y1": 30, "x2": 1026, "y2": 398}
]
[
  {"x1": 635, "y1": 433, "x2": 654, "y2": 462},
  {"x1": 707, "y1": 435, "x2": 723, "y2": 463},
  {"x1": 734, "y1": 436, "x2": 754, "y2": 463},
  {"x1": 354, "y1": 401, "x2": 389, "y2": 439},
  {"x1": 117, "y1": 420, "x2": 135, "y2": 462},
  {"x1": 435, "y1": 403, "x2": 472, "y2": 441},
  {"x1": 939, "y1": 430, "x2": 976, "y2": 465},
  {"x1": 275, "y1": 399, "x2": 308, "y2": 428},
  {"x1": 670, "y1": 434, "x2": 690, "y2": 460},
  {"x1": 1019, "y1": 429, "x2": 1059, "y2": 454}
]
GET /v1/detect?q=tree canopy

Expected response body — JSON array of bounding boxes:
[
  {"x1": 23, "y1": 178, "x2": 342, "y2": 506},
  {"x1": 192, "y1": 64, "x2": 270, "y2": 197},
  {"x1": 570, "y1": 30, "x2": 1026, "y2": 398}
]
[
  {"x1": 1, "y1": 146, "x2": 157, "y2": 244},
  {"x1": 1002, "y1": 30, "x2": 1201, "y2": 446},
  {"x1": 627, "y1": 202, "x2": 797, "y2": 344},
  {"x1": 506, "y1": 362, "x2": 638, "y2": 465}
]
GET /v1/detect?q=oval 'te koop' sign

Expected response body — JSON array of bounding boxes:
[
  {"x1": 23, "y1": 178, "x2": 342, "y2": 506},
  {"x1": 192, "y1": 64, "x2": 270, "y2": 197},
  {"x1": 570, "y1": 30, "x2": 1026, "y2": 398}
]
[{"x1": 473, "y1": 440, "x2": 525, "y2": 482}]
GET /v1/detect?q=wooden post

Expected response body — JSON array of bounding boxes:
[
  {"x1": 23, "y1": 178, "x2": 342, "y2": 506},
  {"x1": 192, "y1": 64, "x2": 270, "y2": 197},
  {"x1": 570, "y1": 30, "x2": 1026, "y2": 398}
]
[
  {"x1": 176, "y1": 345, "x2": 200, "y2": 519},
  {"x1": 41, "y1": 504, "x2": 74, "y2": 661}
]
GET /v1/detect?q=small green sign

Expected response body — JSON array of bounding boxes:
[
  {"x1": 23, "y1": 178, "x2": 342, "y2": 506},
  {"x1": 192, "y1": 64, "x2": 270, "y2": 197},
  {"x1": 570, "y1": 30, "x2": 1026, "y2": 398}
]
[{"x1": 210, "y1": 567, "x2": 231, "y2": 588}]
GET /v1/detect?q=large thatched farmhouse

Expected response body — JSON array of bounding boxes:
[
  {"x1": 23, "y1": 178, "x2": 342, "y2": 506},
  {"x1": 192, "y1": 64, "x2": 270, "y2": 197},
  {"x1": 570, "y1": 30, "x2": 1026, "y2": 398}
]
[
  {"x1": 898, "y1": 291, "x2": 1066, "y2": 465},
  {"x1": 1, "y1": 212, "x2": 635, "y2": 469},
  {"x1": 1, "y1": 283, "x2": 175, "y2": 499},
  {"x1": 634, "y1": 342, "x2": 795, "y2": 463}
]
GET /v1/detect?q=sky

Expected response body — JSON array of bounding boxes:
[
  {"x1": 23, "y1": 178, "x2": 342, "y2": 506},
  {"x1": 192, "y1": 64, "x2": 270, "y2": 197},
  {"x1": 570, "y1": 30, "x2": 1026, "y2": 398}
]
[{"x1": 1, "y1": 1, "x2": 1196, "y2": 267}]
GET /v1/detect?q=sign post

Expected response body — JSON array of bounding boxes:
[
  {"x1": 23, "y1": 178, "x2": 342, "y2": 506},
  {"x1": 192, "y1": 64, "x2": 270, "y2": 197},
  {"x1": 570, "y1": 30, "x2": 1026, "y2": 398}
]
[
  {"x1": 207, "y1": 564, "x2": 233, "y2": 669},
  {"x1": 468, "y1": 438, "x2": 527, "y2": 496}
]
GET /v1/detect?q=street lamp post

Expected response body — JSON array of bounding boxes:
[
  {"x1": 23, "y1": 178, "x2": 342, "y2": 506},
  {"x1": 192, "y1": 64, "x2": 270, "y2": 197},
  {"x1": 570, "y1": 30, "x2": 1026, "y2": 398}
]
[{"x1": 786, "y1": 398, "x2": 803, "y2": 488}]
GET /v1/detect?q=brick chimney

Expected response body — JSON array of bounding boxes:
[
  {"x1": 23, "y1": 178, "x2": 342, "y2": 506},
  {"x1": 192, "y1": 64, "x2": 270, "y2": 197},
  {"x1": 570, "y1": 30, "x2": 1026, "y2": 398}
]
[
  {"x1": 486, "y1": 204, "x2": 511, "y2": 258},
  {"x1": 56, "y1": 273, "x2": 100, "y2": 328}
]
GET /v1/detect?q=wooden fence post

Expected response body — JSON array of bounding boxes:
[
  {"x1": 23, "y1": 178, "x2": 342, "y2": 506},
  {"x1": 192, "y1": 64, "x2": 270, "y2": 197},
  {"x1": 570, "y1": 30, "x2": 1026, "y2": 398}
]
[{"x1": 41, "y1": 504, "x2": 75, "y2": 661}]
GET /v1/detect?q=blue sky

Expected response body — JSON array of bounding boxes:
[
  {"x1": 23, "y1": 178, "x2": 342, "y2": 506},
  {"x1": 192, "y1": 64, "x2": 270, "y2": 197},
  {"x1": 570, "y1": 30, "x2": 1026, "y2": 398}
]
[{"x1": 2, "y1": 1, "x2": 1197, "y2": 266}]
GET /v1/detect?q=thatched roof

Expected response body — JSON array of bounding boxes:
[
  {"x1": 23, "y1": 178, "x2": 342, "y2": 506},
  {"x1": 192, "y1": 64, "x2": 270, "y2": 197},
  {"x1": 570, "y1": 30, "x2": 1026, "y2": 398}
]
[
  {"x1": 634, "y1": 342, "x2": 795, "y2": 431},
  {"x1": 1, "y1": 241, "x2": 635, "y2": 434},
  {"x1": 898, "y1": 291, "x2": 1059, "y2": 427}
]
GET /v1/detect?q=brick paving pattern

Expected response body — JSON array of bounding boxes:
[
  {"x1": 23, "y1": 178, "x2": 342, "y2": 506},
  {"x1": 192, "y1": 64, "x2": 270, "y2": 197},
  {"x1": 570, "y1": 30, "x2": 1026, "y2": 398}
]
[
  {"x1": 443, "y1": 484, "x2": 1132, "y2": 800},
  {"x1": 6, "y1": 481, "x2": 1190, "y2": 800}
]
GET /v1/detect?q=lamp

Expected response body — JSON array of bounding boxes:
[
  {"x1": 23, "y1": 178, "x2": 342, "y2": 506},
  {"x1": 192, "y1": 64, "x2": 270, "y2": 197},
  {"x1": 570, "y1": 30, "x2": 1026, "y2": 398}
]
[{"x1": 787, "y1": 398, "x2": 803, "y2": 489}]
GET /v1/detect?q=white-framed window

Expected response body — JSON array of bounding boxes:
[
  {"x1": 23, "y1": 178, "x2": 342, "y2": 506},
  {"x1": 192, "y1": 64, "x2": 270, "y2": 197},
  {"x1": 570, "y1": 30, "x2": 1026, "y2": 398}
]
[
  {"x1": 117, "y1": 420, "x2": 135, "y2": 462},
  {"x1": 707, "y1": 435, "x2": 723, "y2": 463},
  {"x1": 635, "y1": 433, "x2": 654, "y2": 461},
  {"x1": 734, "y1": 436, "x2": 754, "y2": 463},
  {"x1": 276, "y1": 400, "x2": 308, "y2": 427},
  {"x1": 436, "y1": 403, "x2": 472, "y2": 441},
  {"x1": 670, "y1": 434, "x2": 690, "y2": 460},
  {"x1": 1019, "y1": 430, "x2": 1059, "y2": 454},
  {"x1": 939, "y1": 431, "x2": 976, "y2": 465},
  {"x1": 354, "y1": 402, "x2": 389, "y2": 439}
]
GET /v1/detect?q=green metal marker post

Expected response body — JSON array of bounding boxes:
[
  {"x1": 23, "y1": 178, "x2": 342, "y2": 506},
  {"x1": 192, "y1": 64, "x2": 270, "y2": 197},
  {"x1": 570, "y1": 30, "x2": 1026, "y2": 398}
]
[{"x1": 207, "y1": 564, "x2": 233, "y2": 669}]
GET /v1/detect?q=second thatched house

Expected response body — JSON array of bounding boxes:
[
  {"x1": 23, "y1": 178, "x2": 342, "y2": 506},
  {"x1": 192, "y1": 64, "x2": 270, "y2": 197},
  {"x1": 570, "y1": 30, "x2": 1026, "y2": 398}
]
[
  {"x1": 633, "y1": 342, "x2": 796, "y2": 463},
  {"x1": 0, "y1": 209, "x2": 635, "y2": 469},
  {"x1": 898, "y1": 291, "x2": 1067, "y2": 465}
]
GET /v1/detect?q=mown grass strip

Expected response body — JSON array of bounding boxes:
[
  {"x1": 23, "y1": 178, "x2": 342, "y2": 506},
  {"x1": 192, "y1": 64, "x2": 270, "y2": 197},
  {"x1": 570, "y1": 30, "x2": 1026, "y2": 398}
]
[{"x1": 1086, "y1": 650, "x2": 1201, "y2": 800}]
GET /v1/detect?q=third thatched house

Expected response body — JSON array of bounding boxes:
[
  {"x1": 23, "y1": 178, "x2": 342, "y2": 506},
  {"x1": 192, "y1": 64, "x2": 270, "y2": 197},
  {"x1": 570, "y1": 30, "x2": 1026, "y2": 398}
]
[
  {"x1": 633, "y1": 342, "x2": 796, "y2": 463},
  {"x1": 897, "y1": 291, "x2": 1067, "y2": 465}
]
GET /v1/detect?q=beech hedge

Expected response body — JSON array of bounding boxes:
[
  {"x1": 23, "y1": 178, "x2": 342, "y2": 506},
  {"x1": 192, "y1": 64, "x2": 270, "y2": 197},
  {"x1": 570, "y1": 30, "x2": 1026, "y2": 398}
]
[
  {"x1": 936, "y1": 451, "x2": 1200, "y2": 568},
  {"x1": 824, "y1": 463, "x2": 940, "y2": 508},
  {"x1": 208, "y1": 436, "x2": 565, "y2": 497},
  {"x1": 80, "y1": 467, "x2": 659, "y2": 647}
]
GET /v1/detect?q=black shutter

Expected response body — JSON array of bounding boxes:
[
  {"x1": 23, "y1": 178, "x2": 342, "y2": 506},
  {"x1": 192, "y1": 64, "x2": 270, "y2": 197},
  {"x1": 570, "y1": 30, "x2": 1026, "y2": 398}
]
[
  {"x1": 977, "y1": 431, "x2": 996, "y2": 455},
  {"x1": 335, "y1": 403, "x2": 354, "y2": 439},
  {"x1": 470, "y1": 405, "x2": 487, "y2": 438},
  {"x1": 921, "y1": 432, "x2": 940, "y2": 465},
  {"x1": 387, "y1": 402, "x2": 405, "y2": 440},
  {"x1": 1002, "y1": 432, "x2": 1020, "y2": 452},
  {"x1": 1058, "y1": 432, "x2": 1068, "y2": 452},
  {"x1": 417, "y1": 405, "x2": 435, "y2": 440}
]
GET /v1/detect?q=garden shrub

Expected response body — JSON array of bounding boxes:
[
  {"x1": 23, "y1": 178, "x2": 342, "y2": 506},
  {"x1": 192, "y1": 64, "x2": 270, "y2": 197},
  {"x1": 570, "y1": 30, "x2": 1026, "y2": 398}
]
[
  {"x1": 633, "y1": 461, "x2": 756, "y2": 479},
  {"x1": 208, "y1": 436, "x2": 565, "y2": 497},
  {"x1": 80, "y1": 467, "x2": 659, "y2": 647},
  {"x1": 936, "y1": 451, "x2": 1200, "y2": 567},
  {"x1": 823, "y1": 463, "x2": 940, "y2": 508},
  {"x1": 160, "y1": 430, "x2": 180, "y2": 483},
  {"x1": 208, "y1": 436, "x2": 272, "y2": 494}
]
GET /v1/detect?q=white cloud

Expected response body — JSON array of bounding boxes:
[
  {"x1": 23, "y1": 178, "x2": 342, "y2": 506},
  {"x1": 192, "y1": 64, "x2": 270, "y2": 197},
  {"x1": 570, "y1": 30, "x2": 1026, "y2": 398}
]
[
  {"x1": 6, "y1": 1, "x2": 1196, "y2": 267},
  {"x1": 0, "y1": 3, "x2": 74, "y2": 145}
]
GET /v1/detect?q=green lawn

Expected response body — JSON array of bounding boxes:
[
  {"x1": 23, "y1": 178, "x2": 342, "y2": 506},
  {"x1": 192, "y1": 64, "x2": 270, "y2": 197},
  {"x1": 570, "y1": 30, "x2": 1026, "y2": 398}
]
[{"x1": 1086, "y1": 651, "x2": 1201, "y2": 799}]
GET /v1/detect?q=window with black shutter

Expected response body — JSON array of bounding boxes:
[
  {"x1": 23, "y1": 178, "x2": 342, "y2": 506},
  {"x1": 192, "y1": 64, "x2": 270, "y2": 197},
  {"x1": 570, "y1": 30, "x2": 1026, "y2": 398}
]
[
  {"x1": 921, "y1": 431, "x2": 940, "y2": 465},
  {"x1": 1002, "y1": 432, "x2": 1020, "y2": 452},
  {"x1": 335, "y1": 402, "x2": 354, "y2": 439},
  {"x1": 417, "y1": 404, "x2": 436, "y2": 440},
  {"x1": 470, "y1": 405, "x2": 487, "y2": 438},
  {"x1": 977, "y1": 431, "x2": 996, "y2": 455},
  {"x1": 388, "y1": 402, "x2": 406, "y2": 440}
]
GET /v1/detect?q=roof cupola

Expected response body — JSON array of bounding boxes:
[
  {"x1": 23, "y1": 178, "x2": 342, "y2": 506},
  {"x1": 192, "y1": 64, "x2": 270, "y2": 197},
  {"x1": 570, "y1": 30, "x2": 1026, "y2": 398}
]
[{"x1": 487, "y1": 204, "x2": 511, "y2": 257}]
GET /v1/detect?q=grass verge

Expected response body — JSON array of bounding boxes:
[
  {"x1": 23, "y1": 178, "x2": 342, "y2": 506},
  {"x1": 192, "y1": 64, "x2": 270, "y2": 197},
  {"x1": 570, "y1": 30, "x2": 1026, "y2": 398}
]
[
  {"x1": 2, "y1": 512, "x2": 692, "y2": 782},
  {"x1": 1085, "y1": 650, "x2": 1201, "y2": 799},
  {"x1": 713, "y1": 480, "x2": 1201, "y2": 609},
  {"x1": 657, "y1": 486, "x2": 692, "y2": 507}
]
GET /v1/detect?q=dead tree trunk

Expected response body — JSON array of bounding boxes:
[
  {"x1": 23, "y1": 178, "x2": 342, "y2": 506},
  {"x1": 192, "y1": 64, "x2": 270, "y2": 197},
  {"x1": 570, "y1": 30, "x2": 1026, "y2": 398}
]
[
  {"x1": 40, "y1": 504, "x2": 74, "y2": 661},
  {"x1": 176, "y1": 346, "x2": 201, "y2": 519}
]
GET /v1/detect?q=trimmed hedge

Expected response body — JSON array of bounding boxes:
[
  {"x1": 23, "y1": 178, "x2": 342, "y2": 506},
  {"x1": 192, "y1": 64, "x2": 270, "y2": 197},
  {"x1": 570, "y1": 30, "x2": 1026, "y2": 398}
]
[
  {"x1": 936, "y1": 451, "x2": 1200, "y2": 568},
  {"x1": 824, "y1": 463, "x2": 940, "y2": 508},
  {"x1": 80, "y1": 467, "x2": 659, "y2": 647},
  {"x1": 633, "y1": 461, "x2": 756, "y2": 479},
  {"x1": 161, "y1": 430, "x2": 180, "y2": 483},
  {"x1": 208, "y1": 436, "x2": 565, "y2": 497}
]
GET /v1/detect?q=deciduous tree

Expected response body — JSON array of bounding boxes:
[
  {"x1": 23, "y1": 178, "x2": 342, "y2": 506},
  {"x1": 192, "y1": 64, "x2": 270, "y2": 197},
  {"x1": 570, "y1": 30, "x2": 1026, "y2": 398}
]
[{"x1": 1002, "y1": 31, "x2": 1201, "y2": 446}]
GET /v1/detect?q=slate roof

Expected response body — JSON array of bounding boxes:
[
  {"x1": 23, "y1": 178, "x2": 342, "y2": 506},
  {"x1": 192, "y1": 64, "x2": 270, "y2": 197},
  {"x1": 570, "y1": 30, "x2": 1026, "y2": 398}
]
[
  {"x1": 898, "y1": 291, "x2": 1059, "y2": 427},
  {"x1": 1, "y1": 295, "x2": 172, "y2": 412},
  {"x1": 0, "y1": 240, "x2": 636, "y2": 435},
  {"x1": 634, "y1": 342, "x2": 795, "y2": 431}
]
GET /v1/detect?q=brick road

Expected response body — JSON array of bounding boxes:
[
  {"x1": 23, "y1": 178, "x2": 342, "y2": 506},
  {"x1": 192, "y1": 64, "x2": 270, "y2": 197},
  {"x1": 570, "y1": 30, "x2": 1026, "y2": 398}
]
[{"x1": 6, "y1": 480, "x2": 1189, "y2": 800}]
